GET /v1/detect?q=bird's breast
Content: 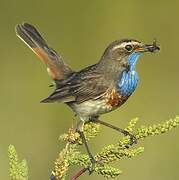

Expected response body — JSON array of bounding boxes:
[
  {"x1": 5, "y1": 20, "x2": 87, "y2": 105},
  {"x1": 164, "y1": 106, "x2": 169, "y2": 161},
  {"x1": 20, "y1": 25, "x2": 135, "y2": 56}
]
[
  {"x1": 117, "y1": 69, "x2": 139, "y2": 97},
  {"x1": 69, "y1": 70, "x2": 139, "y2": 120},
  {"x1": 69, "y1": 89, "x2": 128, "y2": 120}
]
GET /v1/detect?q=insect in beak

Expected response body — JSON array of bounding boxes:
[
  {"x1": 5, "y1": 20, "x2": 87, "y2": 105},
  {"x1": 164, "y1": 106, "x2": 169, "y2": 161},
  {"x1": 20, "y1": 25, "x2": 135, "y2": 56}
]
[{"x1": 136, "y1": 39, "x2": 160, "y2": 53}]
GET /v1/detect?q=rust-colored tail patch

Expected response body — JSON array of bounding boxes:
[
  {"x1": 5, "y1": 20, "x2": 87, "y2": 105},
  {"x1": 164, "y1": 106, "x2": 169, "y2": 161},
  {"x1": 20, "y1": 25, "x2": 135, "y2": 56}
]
[{"x1": 15, "y1": 23, "x2": 73, "y2": 80}]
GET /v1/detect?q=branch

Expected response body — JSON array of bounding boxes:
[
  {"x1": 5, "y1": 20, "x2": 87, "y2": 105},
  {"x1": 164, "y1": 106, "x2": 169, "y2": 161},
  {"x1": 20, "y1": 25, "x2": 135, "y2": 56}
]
[
  {"x1": 51, "y1": 116, "x2": 179, "y2": 179},
  {"x1": 7, "y1": 116, "x2": 179, "y2": 180},
  {"x1": 71, "y1": 168, "x2": 88, "y2": 180}
]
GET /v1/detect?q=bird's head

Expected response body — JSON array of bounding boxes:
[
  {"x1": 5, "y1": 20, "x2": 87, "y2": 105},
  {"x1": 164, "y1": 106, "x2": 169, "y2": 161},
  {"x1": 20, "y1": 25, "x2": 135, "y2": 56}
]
[{"x1": 100, "y1": 39, "x2": 160, "y2": 70}]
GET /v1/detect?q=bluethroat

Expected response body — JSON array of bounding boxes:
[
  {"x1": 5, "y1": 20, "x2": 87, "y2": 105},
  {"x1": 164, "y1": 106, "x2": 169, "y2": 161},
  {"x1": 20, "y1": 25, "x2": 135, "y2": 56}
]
[{"x1": 15, "y1": 23, "x2": 160, "y2": 173}]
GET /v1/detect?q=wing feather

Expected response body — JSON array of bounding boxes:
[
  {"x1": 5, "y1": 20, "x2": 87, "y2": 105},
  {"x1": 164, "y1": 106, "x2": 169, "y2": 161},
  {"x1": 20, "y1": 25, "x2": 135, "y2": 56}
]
[{"x1": 41, "y1": 65, "x2": 110, "y2": 103}]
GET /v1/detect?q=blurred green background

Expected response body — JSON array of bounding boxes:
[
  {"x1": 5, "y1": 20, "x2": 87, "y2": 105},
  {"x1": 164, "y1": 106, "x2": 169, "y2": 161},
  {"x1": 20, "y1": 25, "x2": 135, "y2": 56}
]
[{"x1": 0, "y1": 0, "x2": 179, "y2": 179}]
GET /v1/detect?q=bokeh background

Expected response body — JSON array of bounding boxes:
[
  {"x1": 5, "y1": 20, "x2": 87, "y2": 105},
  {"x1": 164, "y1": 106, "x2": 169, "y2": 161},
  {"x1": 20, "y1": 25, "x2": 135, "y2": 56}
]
[{"x1": 0, "y1": 0, "x2": 179, "y2": 179}]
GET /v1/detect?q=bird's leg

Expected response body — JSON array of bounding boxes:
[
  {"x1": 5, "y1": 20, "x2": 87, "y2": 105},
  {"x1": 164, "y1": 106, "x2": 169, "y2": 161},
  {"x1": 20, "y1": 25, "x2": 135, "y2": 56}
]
[
  {"x1": 93, "y1": 119, "x2": 137, "y2": 145},
  {"x1": 77, "y1": 121, "x2": 96, "y2": 174}
]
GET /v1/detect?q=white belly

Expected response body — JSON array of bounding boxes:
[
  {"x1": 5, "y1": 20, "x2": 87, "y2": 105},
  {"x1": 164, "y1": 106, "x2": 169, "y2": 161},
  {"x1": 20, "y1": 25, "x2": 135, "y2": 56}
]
[{"x1": 69, "y1": 99, "x2": 112, "y2": 121}]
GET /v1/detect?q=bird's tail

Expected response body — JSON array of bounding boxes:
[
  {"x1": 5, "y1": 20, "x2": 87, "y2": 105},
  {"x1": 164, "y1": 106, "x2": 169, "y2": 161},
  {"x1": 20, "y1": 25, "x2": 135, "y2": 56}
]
[{"x1": 15, "y1": 23, "x2": 73, "y2": 80}]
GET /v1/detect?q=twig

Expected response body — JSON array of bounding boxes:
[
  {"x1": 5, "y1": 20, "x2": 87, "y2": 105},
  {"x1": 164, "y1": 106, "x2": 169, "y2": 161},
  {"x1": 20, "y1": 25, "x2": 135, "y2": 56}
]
[{"x1": 71, "y1": 168, "x2": 88, "y2": 180}]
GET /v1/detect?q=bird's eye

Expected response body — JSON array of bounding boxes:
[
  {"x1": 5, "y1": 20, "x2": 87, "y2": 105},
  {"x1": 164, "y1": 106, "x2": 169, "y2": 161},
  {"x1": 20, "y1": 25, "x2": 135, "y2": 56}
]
[{"x1": 125, "y1": 44, "x2": 133, "y2": 52}]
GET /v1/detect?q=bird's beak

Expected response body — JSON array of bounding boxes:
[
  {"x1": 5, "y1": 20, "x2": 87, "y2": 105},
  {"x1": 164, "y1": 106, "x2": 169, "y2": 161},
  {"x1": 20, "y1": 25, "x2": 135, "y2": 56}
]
[{"x1": 136, "y1": 40, "x2": 160, "y2": 53}]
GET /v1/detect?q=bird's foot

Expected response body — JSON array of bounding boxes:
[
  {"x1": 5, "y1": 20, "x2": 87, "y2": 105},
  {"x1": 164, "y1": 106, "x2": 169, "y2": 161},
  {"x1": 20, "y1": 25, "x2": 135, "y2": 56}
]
[
  {"x1": 87, "y1": 156, "x2": 97, "y2": 175},
  {"x1": 123, "y1": 130, "x2": 137, "y2": 146}
]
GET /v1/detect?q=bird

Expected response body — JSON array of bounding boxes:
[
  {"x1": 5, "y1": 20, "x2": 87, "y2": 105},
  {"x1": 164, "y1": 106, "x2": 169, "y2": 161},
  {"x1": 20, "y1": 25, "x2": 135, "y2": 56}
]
[{"x1": 15, "y1": 23, "x2": 160, "y2": 173}]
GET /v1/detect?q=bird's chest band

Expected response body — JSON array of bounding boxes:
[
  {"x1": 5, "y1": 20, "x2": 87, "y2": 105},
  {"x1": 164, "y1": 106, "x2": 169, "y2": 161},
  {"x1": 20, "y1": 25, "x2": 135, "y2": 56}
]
[{"x1": 106, "y1": 89, "x2": 128, "y2": 107}]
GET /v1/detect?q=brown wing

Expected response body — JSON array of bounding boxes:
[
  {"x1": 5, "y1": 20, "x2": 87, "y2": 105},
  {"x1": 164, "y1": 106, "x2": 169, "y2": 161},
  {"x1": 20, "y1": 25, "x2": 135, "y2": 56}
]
[
  {"x1": 71, "y1": 74, "x2": 108, "y2": 103},
  {"x1": 41, "y1": 64, "x2": 110, "y2": 103},
  {"x1": 15, "y1": 23, "x2": 73, "y2": 80}
]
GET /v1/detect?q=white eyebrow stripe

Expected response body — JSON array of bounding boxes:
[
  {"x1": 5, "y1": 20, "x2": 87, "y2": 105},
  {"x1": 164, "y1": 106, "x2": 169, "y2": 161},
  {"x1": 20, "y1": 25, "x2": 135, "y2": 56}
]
[
  {"x1": 112, "y1": 42, "x2": 129, "y2": 50},
  {"x1": 112, "y1": 44, "x2": 123, "y2": 50},
  {"x1": 112, "y1": 41, "x2": 140, "y2": 51}
]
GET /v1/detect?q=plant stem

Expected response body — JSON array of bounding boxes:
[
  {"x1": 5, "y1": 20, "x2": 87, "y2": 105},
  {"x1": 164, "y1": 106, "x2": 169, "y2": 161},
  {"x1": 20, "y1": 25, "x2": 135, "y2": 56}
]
[{"x1": 71, "y1": 168, "x2": 88, "y2": 180}]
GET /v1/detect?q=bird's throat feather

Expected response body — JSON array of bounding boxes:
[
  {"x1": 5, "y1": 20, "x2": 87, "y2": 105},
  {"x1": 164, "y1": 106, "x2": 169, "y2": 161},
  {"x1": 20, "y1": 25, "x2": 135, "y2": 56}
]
[{"x1": 117, "y1": 52, "x2": 142, "y2": 96}]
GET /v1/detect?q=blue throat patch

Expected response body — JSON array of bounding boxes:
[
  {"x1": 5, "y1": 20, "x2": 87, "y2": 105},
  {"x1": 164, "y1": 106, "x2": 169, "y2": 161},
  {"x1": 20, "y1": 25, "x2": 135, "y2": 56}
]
[{"x1": 117, "y1": 52, "x2": 142, "y2": 96}]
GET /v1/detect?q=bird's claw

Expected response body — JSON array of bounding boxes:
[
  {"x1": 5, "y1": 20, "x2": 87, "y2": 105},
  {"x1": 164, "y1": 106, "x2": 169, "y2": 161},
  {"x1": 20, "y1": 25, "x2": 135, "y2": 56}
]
[
  {"x1": 123, "y1": 130, "x2": 137, "y2": 146},
  {"x1": 87, "y1": 157, "x2": 97, "y2": 175},
  {"x1": 129, "y1": 134, "x2": 137, "y2": 145}
]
